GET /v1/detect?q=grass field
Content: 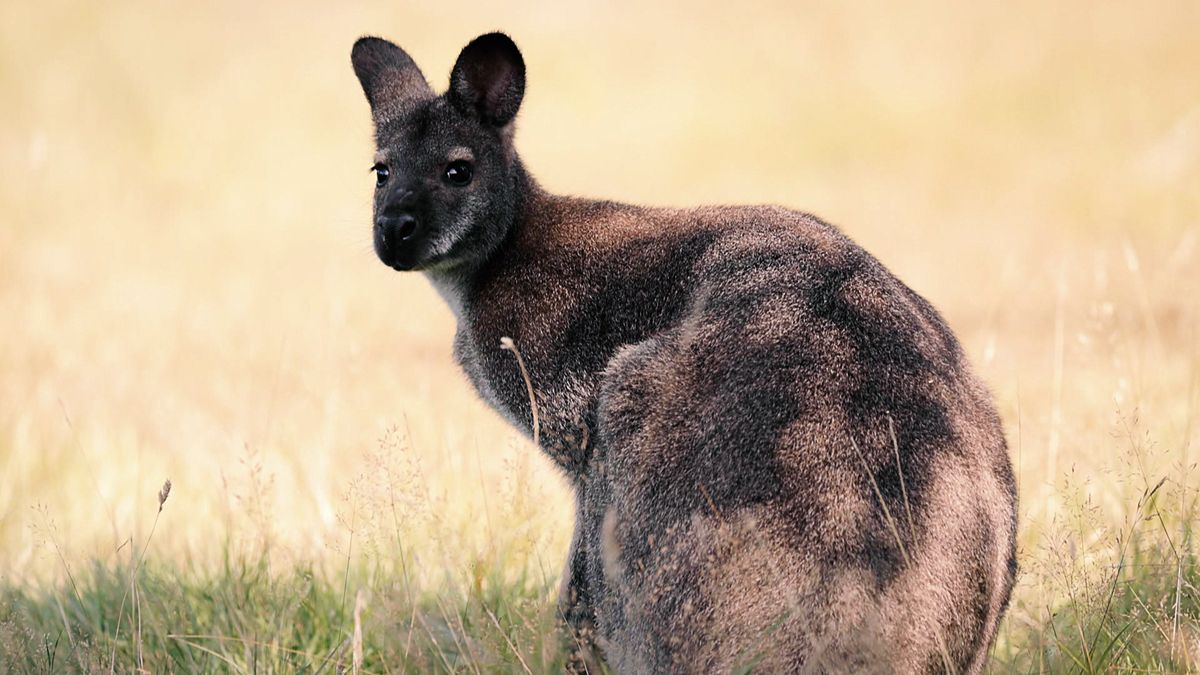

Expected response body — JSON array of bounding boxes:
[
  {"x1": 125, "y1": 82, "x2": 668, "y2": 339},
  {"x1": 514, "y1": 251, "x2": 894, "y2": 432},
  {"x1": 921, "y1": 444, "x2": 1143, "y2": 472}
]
[{"x1": 2, "y1": 0, "x2": 1198, "y2": 671}]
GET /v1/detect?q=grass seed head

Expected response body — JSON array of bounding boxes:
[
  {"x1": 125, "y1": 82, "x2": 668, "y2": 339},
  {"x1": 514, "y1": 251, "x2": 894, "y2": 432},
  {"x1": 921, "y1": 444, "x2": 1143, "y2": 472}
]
[{"x1": 157, "y1": 479, "x2": 172, "y2": 513}]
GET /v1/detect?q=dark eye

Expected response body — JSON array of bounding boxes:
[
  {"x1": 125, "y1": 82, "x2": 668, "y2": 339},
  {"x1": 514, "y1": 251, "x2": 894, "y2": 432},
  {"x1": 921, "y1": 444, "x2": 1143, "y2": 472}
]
[
  {"x1": 444, "y1": 160, "x2": 473, "y2": 187},
  {"x1": 372, "y1": 163, "x2": 389, "y2": 188}
]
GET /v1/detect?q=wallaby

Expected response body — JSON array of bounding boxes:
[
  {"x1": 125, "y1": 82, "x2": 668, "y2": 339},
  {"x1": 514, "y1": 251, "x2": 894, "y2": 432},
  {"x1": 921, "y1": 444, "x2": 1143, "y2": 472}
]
[{"x1": 351, "y1": 32, "x2": 1018, "y2": 674}]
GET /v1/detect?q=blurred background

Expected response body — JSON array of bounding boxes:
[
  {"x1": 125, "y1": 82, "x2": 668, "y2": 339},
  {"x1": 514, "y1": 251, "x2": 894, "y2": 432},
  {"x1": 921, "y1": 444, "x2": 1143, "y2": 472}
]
[{"x1": 1, "y1": 0, "x2": 1198, "y2": 661}]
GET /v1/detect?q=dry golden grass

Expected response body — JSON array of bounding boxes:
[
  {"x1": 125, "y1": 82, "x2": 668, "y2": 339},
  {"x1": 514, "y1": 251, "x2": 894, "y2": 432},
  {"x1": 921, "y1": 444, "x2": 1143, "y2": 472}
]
[{"x1": 2, "y1": 0, "x2": 1198, "y2": 670}]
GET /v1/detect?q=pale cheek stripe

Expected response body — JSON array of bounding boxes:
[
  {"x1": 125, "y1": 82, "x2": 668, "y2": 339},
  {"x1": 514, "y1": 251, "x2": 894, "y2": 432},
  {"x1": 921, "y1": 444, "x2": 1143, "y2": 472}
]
[{"x1": 431, "y1": 199, "x2": 486, "y2": 257}]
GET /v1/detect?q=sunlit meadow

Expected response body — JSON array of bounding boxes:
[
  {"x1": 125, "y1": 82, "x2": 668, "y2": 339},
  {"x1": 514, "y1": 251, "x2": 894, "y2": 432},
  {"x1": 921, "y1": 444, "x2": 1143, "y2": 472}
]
[{"x1": 1, "y1": 1, "x2": 1198, "y2": 671}]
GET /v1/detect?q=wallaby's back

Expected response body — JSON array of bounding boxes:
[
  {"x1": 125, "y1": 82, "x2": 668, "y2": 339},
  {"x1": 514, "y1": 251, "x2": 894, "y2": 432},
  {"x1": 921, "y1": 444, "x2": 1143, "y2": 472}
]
[{"x1": 463, "y1": 196, "x2": 1018, "y2": 672}]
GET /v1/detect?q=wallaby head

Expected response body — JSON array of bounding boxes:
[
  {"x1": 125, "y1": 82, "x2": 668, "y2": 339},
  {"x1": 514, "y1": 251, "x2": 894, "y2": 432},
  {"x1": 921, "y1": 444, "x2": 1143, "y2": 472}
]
[{"x1": 351, "y1": 33, "x2": 527, "y2": 273}]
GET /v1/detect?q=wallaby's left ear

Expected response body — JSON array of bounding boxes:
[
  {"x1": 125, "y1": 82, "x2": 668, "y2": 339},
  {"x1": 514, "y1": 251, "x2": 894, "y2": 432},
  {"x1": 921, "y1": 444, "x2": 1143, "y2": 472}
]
[
  {"x1": 448, "y1": 33, "x2": 525, "y2": 127},
  {"x1": 351, "y1": 36, "x2": 433, "y2": 114}
]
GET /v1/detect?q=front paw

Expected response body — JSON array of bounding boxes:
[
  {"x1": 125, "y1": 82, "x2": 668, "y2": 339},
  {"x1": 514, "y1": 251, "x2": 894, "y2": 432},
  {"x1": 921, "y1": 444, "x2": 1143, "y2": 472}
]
[
  {"x1": 562, "y1": 617, "x2": 603, "y2": 674},
  {"x1": 560, "y1": 589, "x2": 603, "y2": 673}
]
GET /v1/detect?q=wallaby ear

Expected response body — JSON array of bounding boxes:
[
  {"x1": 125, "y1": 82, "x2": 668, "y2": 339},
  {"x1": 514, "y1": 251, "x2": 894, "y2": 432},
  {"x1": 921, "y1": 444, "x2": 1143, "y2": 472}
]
[
  {"x1": 351, "y1": 36, "x2": 433, "y2": 114},
  {"x1": 448, "y1": 33, "x2": 525, "y2": 127}
]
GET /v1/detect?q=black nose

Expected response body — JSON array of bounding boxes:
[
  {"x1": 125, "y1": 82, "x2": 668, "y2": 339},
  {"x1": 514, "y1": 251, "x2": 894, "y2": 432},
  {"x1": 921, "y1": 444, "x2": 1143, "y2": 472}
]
[
  {"x1": 389, "y1": 214, "x2": 418, "y2": 240},
  {"x1": 381, "y1": 197, "x2": 411, "y2": 220},
  {"x1": 377, "y1": 211, "x2": 418, "y2": 245}
]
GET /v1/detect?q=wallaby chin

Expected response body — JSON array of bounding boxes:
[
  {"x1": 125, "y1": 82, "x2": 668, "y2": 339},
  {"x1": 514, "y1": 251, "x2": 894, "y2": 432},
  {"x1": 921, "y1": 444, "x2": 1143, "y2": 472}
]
[{"x1": 352, "y1": 32, "x2": 1017, "y2": 674}]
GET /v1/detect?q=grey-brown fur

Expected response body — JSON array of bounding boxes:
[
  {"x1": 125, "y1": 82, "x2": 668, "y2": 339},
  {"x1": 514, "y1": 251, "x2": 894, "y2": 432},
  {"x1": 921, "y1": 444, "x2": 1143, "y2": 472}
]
[{"x1": 351, "y1": 32, "x2": 1017, "y2": 674}]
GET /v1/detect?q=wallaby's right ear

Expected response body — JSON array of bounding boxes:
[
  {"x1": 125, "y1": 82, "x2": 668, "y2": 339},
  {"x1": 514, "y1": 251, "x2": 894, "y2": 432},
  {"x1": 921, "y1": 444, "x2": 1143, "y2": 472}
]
[
  {"x1": 351, "y1": 37, "x2": 432, "y2": 114},
  {"x1": 448, "y1": 33, "x2": 526, "y2": 127}
]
